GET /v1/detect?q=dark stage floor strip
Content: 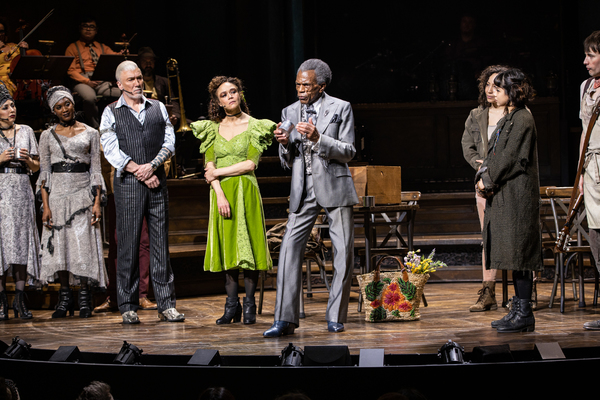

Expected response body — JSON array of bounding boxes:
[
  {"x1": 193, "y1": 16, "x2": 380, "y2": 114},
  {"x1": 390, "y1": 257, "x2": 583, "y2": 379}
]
[{"x1": 1, "y1": 282, "x2": 600, "y2": 357}]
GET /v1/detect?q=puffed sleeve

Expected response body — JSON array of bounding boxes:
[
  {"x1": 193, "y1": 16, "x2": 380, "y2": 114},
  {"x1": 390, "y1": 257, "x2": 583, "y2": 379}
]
[
  {"x1": 89, "y1": 128, "x2": 108, "y2": 206},
  {"x1": 35, "y1": 129, "x2": 52, "y2": 197},
  {"x1": 247, "y1": 119, "x2": 275, "y2": 167},
  {"x1": 191, "y1": 119, "x2": 217, "y2": 165}
]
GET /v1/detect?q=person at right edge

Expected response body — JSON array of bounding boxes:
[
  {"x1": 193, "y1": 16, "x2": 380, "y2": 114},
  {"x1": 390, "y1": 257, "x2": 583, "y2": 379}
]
[
  {"x1": 579, "y1": 31, "x2": 600, "y2": 331},
  {"x1": 475, "y1": 68, "x2": 542, "y2": 333},
  {"x1": 263, "y1": 59, "x2": 358, "y2": 337}
]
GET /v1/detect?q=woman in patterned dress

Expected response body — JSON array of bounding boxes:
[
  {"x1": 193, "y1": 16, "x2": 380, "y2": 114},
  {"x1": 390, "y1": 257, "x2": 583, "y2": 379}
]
[
  {"x1": 0, "y1": 83, "x2": 41, "y2": 320},
  {"x1": 37, "y1": 86, "x2": 107, "y2": 318},
  {"x1": 191, "y1": 76, "x2": 274, "y2": 325}
]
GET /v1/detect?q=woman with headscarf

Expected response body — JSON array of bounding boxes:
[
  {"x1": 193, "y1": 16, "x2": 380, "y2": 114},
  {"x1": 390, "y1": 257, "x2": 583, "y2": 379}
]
[{"x1": 37, "y1": 85, "x2": 108, "y2": 318}]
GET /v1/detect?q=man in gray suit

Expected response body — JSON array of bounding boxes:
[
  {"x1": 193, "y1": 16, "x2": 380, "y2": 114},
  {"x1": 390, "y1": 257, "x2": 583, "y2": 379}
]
[{"x1": 263, "y1": 59, "x2": 358, "y2": 337}]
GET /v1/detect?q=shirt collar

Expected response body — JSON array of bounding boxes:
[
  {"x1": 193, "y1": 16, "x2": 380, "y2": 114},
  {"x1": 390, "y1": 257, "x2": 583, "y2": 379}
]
[{"x1": 116, "y1": 95, "x2": 149, "y2": 110}]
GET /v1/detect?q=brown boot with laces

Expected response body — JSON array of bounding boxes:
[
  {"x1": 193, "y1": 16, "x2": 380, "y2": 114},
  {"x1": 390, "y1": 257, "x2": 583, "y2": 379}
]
[{"x1": 469, "y1": 281, "x2": 498, "y2": 312}]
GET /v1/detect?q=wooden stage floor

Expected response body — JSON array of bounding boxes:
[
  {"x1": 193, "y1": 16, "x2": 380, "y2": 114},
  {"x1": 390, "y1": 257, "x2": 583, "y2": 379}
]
[{"x1": 2, "y1": 282, "x2": 600, "y2": 357}]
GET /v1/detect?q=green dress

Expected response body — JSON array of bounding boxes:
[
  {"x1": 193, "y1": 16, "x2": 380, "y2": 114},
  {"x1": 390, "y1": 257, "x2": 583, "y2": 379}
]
[{"x1": 191, "y1": 117, "x2": 275, "y2": 272}]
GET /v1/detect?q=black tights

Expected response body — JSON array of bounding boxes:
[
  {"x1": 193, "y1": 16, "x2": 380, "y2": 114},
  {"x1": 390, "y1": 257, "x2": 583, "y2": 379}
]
[
  {"x1": 512, "y1": 270, "x2": 533, "y2": 300},
  {"x1": 224, "y1": 269, "x2": 259, "y2": 298},
  {"x1": 0, "y1": 265, "x2": 27, "y2": 292}
]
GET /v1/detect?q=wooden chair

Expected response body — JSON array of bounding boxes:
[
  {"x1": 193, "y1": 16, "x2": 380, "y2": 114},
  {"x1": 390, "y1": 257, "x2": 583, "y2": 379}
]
[{"x1": 545, "y1": 187, "x2": 599, "y2": 312}]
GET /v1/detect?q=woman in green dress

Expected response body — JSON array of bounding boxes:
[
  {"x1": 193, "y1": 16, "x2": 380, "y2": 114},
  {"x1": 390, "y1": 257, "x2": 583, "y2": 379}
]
[{"x1": 191, "y1": 76, "x2": 274, "y2": 325}]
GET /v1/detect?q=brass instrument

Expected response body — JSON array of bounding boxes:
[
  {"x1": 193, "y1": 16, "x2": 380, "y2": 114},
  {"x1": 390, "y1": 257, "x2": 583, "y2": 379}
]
[
  {"x1": 166, "y1": 58, "x2": 192, "y2": 133},
  {"x1": 165, "y1": 58, "x2": 192, "y2": 178}
]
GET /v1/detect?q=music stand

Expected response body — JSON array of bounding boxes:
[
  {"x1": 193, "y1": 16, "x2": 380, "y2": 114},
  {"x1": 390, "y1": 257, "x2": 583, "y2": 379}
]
[
  {"x1": 10, "y1": 55, "x2": 74, "y2": 82},
  {"x1": 92, "y1": 54, "x2": 139, "y2": 82}
]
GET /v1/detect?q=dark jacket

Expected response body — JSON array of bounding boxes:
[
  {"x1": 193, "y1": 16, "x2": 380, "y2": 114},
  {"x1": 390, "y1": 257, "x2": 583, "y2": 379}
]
[{"x1": 480, "y1": 107, "x2": 542, "y2": 271}]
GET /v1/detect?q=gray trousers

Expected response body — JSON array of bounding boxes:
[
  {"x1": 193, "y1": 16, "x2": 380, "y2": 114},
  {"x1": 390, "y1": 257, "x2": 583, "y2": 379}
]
[
  {"x1": 274, "y1": 175, "x2": 354, "y2": 326},
  {"x1": 114, "y1": 174, "x2": 176, "y2": 313}
]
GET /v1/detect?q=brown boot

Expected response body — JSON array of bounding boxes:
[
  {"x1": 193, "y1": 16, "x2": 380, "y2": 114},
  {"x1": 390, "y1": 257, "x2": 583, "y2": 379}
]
[{"x1": 469, "y1": 281, "x2": 498, "y2": 312}]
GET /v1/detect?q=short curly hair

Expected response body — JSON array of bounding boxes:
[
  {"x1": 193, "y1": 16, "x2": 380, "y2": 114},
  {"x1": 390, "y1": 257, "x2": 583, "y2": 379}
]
[
  {"x1": 207, "y1": 76, "x2": 250, "y2": 123},
  {"x1": 477, "y1": 65, "x2": 510, "y2": 107},
  {"x1": 493, "y1": 68, "x2": 535, "y2": 109}
]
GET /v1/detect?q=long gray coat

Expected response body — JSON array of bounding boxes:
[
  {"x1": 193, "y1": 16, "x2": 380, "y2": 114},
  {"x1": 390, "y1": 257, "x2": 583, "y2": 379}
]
[{"x1": 479, "y1": 108, "x2": 543, "y2": 271}]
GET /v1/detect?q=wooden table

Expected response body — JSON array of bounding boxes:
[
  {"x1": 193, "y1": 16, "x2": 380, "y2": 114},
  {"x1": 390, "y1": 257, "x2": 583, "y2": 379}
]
[{"x1": 355, "y1": 193, "x2": 420, "y2": 274}]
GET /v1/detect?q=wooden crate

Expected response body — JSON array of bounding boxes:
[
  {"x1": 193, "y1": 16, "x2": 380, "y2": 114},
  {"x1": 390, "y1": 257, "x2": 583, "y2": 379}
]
[{"x1": 349, "y1": 166, "x2": 401, "y2": 205}]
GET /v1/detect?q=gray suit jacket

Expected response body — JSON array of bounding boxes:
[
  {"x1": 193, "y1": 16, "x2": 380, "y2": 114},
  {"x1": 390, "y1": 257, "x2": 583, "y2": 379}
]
[{"x1": 279, "y1": 92, "x2": 359, "y2": 213}]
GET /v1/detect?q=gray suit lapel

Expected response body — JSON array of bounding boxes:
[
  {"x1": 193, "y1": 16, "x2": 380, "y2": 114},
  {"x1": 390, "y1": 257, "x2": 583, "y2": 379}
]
[{"x1": 316, "y1": 93, "x2": 338, "y2": 135}]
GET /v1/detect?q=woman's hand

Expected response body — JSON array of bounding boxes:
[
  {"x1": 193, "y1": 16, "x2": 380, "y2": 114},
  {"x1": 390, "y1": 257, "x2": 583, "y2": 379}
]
[
  {"x1": 91, "y1": 203, "x2": 102, "y2": 225},
  {"x1": 579, "y1": 174, "x2": 585, "y2": 196},
  {"x1": 216, "y1": 192, "x2": 231, "y2": 218},
  {"x1": 274, "y1": 122, "x2": 289, "y2": 146},
  {"x1": 0, "y1": 148, "x2": 14, "y2": 164},
  {"x1": 42, "y1": 207, "x2": 53, "y2": 229},
  {"x1": 204, "y1": 164, "x2": 219, "y2": 183}
]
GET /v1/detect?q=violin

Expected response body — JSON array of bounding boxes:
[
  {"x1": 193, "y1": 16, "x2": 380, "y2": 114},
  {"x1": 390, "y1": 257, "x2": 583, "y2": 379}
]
[
  {"x1": 6, "y1": 10, "x2": 54, "y2": 102},
  {"x1": 10, "y1": 21, "x2": 43, "y2": 101}
]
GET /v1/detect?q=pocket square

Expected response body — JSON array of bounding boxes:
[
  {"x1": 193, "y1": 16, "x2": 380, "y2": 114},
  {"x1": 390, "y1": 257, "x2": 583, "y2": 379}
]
[{"x1": 330, "y1": 114, "x2": 343, "y2": 124}]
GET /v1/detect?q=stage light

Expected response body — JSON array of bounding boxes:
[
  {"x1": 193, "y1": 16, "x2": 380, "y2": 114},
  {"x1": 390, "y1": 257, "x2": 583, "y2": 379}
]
[
  {"x1": 113, "y1": 341, "x2": 143, "y2": 365},
  {"x1": 438, "y1": 340, "x2": 465, "y2": 364},
  {"x1": 280, "y1": 343, "x2": 303, "y2": 366},
  {"x1": 3, "y1": 336, "x2": 31, "y2": 360}
]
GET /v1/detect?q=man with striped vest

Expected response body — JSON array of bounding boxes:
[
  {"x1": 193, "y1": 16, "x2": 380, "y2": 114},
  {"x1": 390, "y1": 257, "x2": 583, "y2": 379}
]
[{"x1": 100, "y1": 61, "x2": 184, "y2": 324}]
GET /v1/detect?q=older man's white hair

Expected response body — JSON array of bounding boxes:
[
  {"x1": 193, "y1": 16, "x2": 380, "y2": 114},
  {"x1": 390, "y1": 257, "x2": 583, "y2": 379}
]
[{"x1": 115, "y1": 60, "x2": 140, "y2": 82}]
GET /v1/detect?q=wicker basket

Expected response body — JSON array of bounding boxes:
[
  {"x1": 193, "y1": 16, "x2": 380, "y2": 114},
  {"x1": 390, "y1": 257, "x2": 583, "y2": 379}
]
[{"x1": 357, "y1": 256, "x2": 429, "y2": 322}]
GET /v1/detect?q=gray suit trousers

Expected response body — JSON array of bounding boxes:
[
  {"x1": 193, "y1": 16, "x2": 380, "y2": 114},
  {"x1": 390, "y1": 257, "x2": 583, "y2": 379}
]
[
  {"x1": 114, "y1": 174, "x2": 176, "y2": 313},
  {"x1": 274, "y1": 175, "x2": 354, "y2": 326}
]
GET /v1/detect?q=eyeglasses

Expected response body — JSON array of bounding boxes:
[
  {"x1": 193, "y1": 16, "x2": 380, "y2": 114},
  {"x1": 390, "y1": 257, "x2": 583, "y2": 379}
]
[{"x1": 80, "y1": 24, "x2": 97, "y2": 30}]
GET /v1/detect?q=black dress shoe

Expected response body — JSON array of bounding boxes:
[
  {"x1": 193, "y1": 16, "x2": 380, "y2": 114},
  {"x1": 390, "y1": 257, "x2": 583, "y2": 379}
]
[
  {"x1": 263, "y1": 321, "x2": 295, "y2": 338},
  {"x1": 327, "y1": 321, "x2": 344, "y2": 333}
]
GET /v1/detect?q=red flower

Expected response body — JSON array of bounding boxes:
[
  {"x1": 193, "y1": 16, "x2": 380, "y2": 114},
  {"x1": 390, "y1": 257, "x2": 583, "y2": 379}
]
[{"x1": 370, "y1": 300, "x2": 381, "y2": 308}]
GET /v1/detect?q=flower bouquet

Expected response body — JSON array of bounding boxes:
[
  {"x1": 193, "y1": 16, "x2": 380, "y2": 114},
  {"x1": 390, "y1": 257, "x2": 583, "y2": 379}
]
[{"x1": 357, "y1": 250, "x2": 446, "y2": 322}]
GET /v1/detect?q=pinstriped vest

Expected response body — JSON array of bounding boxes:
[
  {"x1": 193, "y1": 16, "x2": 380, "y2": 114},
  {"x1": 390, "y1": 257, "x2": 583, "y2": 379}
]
[{"x1": 109, "y1": 99, "x2": 166, "y2": 176}]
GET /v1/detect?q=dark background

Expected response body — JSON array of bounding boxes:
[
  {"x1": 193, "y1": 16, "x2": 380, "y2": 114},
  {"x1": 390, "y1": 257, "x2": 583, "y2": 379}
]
[{"x1": 3, "y1": 0, "x2": 599, "y2": 185}]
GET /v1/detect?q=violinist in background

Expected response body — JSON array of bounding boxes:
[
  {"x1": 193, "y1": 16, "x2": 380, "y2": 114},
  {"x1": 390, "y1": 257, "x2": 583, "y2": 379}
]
[
  {"x1": 65, "y1": 15, "x2": 121, "y2": 129},
  {"x1": 0, "y1": 18, "x2": 29, "y2": 97}
]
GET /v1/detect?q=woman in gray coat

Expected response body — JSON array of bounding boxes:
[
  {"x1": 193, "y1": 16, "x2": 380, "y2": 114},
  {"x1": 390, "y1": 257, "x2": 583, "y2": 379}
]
[{"x1": 475, "y1": 68, "x2": 542, "y2": 333}]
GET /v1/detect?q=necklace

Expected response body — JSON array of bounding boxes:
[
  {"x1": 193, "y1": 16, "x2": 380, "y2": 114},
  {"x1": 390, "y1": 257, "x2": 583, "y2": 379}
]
[
  {"x1": 59, "y1": 118, "x2": 76, "y2": 127},
  {"x1": 225, "y1": 111, "x2": 242, "y2": 118},
  {"x1": 0, "y1": 124, "x2": 15, "y2": 148}
]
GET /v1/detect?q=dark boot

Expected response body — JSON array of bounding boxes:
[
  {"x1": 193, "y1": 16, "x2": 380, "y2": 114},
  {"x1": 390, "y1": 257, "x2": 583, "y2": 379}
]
[
  {"x1": 13, "y1": 289, "x2": 32, "y2": 319},
  {"x1": 216, "y1": 297, "x2": 241, "y2": 325},
  {"x1": 52, "y1": 288, "x2": 74, "y2": 318},
  {"x1": 469, "y1": 281, "x2": 498, "y2": 312},
  {"x1": 0, "y1": 291, "x2": 9, "y2": 321},
  {"x1": 78, "y1": 288, "x2": 92, "y2": 318},
  {"x1": 496, "y1": 298, "x2": 535, "y2": 333},
  {"x1": 243, "y1": 297, "x2": 256, "y2": 325},
  {"x1": 491, "y1": 296, "x2": 517, "y2": 328}
]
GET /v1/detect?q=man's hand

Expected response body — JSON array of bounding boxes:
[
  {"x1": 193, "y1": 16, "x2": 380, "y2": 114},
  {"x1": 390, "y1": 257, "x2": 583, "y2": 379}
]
[
  {"x1": 296, "y1": 117, "x2": 319, "y2": 142},
  {"x1": 144, "y1": 175, "x2": 160, "y2": 189},
  {"x1": 125, "y1": 160, "x2": 140, "y2": 175},
  {"x1": 135, "y1": 163, "x2": 154, "y2": 181}
]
